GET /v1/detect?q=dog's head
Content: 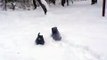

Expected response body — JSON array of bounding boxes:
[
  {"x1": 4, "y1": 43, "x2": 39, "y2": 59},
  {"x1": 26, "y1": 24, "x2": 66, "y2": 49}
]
[{"x1": 52, "y1": 27, "x2": 58, "y2": 34}]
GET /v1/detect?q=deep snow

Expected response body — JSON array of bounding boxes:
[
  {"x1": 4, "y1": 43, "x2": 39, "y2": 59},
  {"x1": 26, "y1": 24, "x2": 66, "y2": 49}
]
[{"x1": 0, "y1": 0, "x2": 107, "y2": 60}]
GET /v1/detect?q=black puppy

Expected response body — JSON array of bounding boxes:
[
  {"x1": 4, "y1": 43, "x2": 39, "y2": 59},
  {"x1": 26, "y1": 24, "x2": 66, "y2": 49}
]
[
  {"x1": 35, "y1": 33, "x2": 45, "y2": 45},
  {"x1": 51, "y1": 27, "x2": 62, "y2": 41}
]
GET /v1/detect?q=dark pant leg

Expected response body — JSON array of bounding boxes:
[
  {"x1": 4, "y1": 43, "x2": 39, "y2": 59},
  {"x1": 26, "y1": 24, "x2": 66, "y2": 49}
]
[
  {"x1": 61, "y1": 0, "x2": 65, "y2": 6},
  {"x1": 91, "y1": 0, "x2": 97, "y2": 5},
  {"x1": 37, "y1": 0, "x2": 47, "y2": 14}
]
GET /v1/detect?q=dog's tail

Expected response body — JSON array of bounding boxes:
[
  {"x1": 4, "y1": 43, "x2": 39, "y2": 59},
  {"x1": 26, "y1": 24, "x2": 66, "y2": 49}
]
[{"x1": 38, "y1": 32, "x2": 40, "y2": 36}]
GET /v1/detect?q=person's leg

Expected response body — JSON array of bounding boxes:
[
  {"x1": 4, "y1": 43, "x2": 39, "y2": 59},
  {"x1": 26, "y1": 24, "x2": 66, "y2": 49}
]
[
  {"x1": 37, "y1": 0, "x2": 47, "y2": 14},
  {"x1": 95, "y1": 0, "x2": 97, "y2": 3},
  {"x1": 91, "y1": 0, "x2": 97, "y2": 5},
  {"x1": 61, "y1": 0, "x2": 65, "y2": 6}
]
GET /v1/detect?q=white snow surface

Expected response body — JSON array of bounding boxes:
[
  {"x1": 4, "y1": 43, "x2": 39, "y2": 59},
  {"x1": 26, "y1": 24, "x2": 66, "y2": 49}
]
[{"x1": 0, "y1": 0, "x2": 107, "y2": 60}]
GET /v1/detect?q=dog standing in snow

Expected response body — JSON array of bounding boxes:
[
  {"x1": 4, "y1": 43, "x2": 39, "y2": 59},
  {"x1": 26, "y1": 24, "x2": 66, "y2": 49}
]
[
  {"x1": 51, "y1": 27, "x2": 62, "y2": 41},
  {"x1": 35, "y1": 33, "x2": 45, "y2": 45}
]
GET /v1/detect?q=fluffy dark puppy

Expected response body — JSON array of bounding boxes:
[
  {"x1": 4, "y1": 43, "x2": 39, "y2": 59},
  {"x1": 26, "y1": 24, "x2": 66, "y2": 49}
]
[
  {"x1": 51, "y1": 27, "x2": 62, "y2": 41},
  {"x1": 35, "y1": 33, "x2": 45, "y2": 45}
]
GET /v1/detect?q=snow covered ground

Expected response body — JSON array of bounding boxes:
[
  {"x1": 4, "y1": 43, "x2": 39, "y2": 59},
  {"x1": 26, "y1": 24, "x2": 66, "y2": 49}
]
[{"x1": 0, "y1": 0, "x2": 107, "y2": 60}]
